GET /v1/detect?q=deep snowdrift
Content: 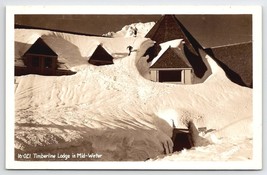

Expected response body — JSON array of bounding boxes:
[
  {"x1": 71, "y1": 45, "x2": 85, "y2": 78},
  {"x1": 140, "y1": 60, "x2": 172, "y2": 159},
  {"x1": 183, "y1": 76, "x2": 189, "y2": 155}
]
[
  {"x1": 103, "y1": 22, "x2": 155, "y2": 38},
  {"x1": 14, "y1": 27, "x2": 252, "y2": 161}
]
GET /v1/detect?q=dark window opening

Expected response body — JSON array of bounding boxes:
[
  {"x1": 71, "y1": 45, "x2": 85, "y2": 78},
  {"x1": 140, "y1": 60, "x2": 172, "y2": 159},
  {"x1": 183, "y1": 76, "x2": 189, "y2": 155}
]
[
  {"x1": 44, "y1": 57, "x2": 53, "y2": 68},
  {"x1": 172, "y1": 131, "x2": 193, "y2": 152},
  {"x1": 31, "y1": 57, "x2": 40, "y2": 67},
  {"x1": 159, "y1": 70, "x2": 182, "y2": 82}
]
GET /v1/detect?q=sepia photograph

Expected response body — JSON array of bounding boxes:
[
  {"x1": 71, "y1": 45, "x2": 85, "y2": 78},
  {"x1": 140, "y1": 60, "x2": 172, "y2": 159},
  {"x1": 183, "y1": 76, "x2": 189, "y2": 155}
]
[{"x1": 6, "y1": 5, "x2": 262, "y2": 170}]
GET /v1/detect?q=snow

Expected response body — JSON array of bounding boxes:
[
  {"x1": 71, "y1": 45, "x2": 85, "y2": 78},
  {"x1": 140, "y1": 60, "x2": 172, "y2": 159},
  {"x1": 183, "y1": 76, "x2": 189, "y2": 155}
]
[
  {"x1": 14, "y1": 24, "x2": 252, "y2": 162},
  {"x1": 103, "y1": 22, "x2": 155, "y2": 38},
  {"x1": 149, "y1": 138, "x2": 252, "y2": 161}
]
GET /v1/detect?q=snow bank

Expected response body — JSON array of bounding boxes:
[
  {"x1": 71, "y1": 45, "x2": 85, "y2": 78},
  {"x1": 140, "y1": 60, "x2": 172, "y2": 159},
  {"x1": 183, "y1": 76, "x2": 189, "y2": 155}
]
[
  {"x1": 149, "y1": 137, "x2": 252, "y2": 161},
  {"x1": 15, "y1": 27, "x2": 252, "y2": 161},
  {"x1": 103, "y1": 22, "x2": 155, "y2": 38}
]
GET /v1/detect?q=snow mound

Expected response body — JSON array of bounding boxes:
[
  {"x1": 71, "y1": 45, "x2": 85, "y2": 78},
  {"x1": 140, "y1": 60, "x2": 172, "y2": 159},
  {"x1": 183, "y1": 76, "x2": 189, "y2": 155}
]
[
  {"x1": 103, "y1": 22, "x2": 155, "y2": 38},
  {"x1": 149, "y1": 137, "x2": 252, "y2": 161},
  {"x1": 15, "y1": 28, "x2": 252, "y2": 161}
]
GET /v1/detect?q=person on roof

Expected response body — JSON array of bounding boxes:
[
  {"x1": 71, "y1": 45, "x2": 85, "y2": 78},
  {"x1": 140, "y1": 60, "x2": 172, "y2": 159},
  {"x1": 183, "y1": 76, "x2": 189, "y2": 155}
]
[{"x1": 127, "y1": 45, "x2": 133, "y2": 56}]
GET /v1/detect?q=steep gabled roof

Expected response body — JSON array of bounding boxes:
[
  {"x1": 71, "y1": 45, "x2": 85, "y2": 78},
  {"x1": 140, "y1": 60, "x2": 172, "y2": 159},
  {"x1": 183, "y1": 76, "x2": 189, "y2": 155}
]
[
  {"x1": 150, "y1": 47, "x2": 192, "y2": 69},
  {"x1": 89, "y1": 44, "x2": 114, "y2": 65},
  {"x1": 205, "y1": 42, "x2": 252, "y2": 88},
  {"x1": 145, "y1": 15, "x2": 203, "y2": 56},
  {"x1": 146, "y1": 15, "x2": 207, "y2": 78},
  {"x1": 23, "y1": 37, "x2": 57, "y2": 56}
]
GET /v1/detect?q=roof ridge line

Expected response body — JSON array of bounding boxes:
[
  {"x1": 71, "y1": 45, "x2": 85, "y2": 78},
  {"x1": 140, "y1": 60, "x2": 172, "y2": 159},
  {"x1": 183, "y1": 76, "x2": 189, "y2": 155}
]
[{"x1": 207, "y1": 41, "x2": 252, "y2": 49}]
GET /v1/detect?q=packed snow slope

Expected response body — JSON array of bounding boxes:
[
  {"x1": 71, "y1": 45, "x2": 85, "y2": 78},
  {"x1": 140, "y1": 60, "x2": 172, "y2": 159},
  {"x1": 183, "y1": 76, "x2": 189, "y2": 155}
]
[
  {"x1": 14, "y1": 28, "x2": 252, "y2": 161},
  {"x1": 103, "y1": 22, "x2": 155, "y2": 38}
]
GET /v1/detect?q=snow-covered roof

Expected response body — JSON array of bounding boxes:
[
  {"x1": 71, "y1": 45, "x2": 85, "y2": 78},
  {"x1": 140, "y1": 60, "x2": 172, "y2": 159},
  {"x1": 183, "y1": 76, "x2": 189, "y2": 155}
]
[
  {"x1": 150, "y1": 47, "x2": 192, "y2": 69},
  {"x1": 23, "y1": 37, "x2": 57, "y2": 57},
  {"x1": 204, "y1": 41, "x2": 253, "y2": 87},
  {"x1": 15, "y1": 32, "x2": 89, "y2": 70},
  {"x1": 145, "y1": 15, "x2": 207, "y2": 78},
  {"x1": 15, "y1": 28, "x2": 148, "y2": 71},
  {"x1": 150, "y1": 39, "x2": 192, "y2": 69},
  {"x1": 89, "y1": 44, "x2": 114, "y2": 66}
]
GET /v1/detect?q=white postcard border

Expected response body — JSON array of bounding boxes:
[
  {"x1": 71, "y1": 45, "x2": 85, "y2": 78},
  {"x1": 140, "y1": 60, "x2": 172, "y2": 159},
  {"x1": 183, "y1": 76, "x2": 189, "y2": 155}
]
[{"x1": 6, "y1": 5, "x2": 262, "y2": 170}]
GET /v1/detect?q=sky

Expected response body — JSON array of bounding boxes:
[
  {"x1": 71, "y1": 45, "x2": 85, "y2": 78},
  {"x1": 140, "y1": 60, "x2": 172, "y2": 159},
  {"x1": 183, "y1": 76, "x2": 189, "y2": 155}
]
[{"x1": 15, "y1": 15, "x2": 252, "y2": 48}]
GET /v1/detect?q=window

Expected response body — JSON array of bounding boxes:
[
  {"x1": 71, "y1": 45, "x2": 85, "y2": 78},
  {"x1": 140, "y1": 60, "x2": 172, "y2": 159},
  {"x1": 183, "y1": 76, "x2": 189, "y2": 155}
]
[
  {"x1": 44, "y1": 57, "x2": 53, "y2": 68},
  {"x1": 158, "y1": 70, "x2": 182, "y2": 82},
  {"x1": 31, "y1": 57, "x2": 40, "y2": 67}
]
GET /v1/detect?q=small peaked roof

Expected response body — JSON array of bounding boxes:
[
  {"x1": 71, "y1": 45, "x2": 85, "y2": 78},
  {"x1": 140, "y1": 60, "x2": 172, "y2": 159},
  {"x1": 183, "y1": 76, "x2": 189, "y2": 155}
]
[
  {"x1": 145, "y1": 15, "x2": 203, "y2": 56},
  {"x1": 150, "y1": 47, "x2": 192, "y2": 69},
  {"x1": 23, "y1": 37, "x2": 57, "y2": 56},
  {"x1": 89, "y1": 44, "x2": 114, "y2": 66}
]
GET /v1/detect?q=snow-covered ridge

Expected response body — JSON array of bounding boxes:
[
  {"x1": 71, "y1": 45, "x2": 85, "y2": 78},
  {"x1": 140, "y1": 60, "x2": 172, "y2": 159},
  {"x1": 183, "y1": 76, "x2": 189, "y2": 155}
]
[
  {"x1": 103, "y1": 22, "x2": 155, "y2": 37},
  {"x1": 14, "y1": 26, "x2": 252, "y2": 161}
]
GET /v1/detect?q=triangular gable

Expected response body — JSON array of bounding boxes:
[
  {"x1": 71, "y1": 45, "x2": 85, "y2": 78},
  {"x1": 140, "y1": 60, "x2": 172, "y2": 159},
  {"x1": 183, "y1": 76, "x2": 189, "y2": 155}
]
[
  {"x1": 145, "y1": 15, "x2": 203, "y2": 56},
  {"x1": 150, "y1": 47, "x2": 192, "y2": 69},
  {"x1": 89, "y1": 45, "x2": 114, "y2": 65},
  {"x1": 23, "y1": 37, "x2": 57, "y2": 56}
]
